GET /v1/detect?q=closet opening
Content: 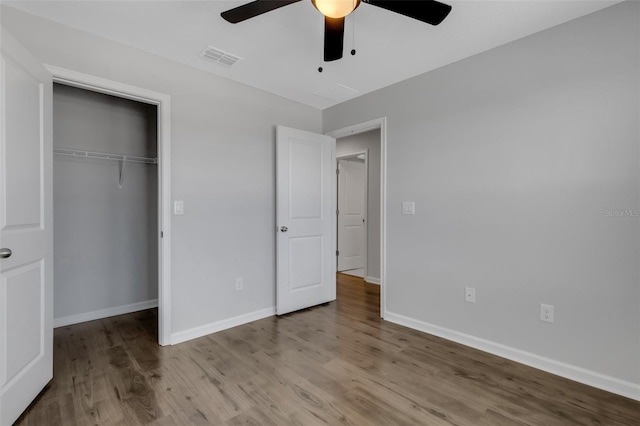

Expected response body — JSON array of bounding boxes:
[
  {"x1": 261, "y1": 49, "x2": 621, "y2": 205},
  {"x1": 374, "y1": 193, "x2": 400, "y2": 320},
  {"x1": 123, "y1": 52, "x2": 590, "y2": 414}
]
[{"x1": 52, "y1": 82, "x2": 163, "y2": 344}]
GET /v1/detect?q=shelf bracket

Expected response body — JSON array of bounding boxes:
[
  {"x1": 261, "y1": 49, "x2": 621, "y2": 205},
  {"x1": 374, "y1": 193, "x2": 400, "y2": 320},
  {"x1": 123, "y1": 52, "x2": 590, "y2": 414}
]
[{"x1": 118, "y1": 157, "x2": 127, "y2": 188}]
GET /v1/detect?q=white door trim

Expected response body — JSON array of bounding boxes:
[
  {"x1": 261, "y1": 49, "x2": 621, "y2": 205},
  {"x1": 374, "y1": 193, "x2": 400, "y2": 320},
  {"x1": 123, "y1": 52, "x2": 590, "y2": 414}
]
[
  {"x1": 327, "y1": 117, "x2": 387, "y2": 319},
  {"x1": 43, "y1": 65, "x2": 172, "y2": 346},
  {"x1": 337, "y1": 150, "x2": 368, "y2": 278}
]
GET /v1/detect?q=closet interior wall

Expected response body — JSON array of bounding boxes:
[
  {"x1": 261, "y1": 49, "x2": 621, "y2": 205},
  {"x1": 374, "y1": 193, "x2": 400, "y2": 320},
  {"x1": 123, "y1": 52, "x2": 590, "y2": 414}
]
[{"x1": 52, "y1": 83, "x2": 158, "y2": 325}]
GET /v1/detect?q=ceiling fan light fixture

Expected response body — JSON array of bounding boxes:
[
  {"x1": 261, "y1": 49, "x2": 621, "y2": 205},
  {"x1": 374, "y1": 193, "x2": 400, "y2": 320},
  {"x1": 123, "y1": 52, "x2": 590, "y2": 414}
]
[{"x1": 312, "y1": 0, "x2": 361, "y2": 18}]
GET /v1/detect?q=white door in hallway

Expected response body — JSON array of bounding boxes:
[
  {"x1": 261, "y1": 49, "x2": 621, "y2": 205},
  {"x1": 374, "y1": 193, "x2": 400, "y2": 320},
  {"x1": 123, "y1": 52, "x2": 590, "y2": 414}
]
[
  {"x1": 276, "y1": 126, "x2": 336, "y2": 315},
  {"x1": 0, "y1": 30, "x2": 53, "y2": 425},
  {"x1": 337, "y1": 157, "x2": 366, "y2": 272}
]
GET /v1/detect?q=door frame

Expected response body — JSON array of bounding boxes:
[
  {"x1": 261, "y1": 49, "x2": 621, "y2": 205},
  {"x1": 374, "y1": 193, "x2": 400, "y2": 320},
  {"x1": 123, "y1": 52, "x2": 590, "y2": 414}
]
[
  {"x1": 43, "y1": 65, "x2": 172, "y2": 346},
  {"x1": 326, "y1": 117, "x2": 387, "y2": 319},
  {"x1": 336, "y1": 150, "x2": 368, "y2": 278}
]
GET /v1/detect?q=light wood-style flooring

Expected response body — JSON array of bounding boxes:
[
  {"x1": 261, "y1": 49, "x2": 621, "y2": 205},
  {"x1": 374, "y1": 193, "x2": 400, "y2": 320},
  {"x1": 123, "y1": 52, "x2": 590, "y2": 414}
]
[{"x1": 16, "y1": 273, "x2": 640, "y2": 425}]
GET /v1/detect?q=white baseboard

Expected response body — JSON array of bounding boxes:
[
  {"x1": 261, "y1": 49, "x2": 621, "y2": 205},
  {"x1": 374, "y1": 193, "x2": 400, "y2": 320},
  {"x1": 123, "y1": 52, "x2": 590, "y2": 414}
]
[
  {"x1": 54, "y1": 299, "x2": 158, "y2": 328},
  {"x1": 171, "y1": 306, "x2": 276, "y2": 345},
  {"x1": 385, "y1": 311, "x2": 640, "y2": 402},
  {"x1": 365, "y1": 276, "x2": 381, "y2": 285}
]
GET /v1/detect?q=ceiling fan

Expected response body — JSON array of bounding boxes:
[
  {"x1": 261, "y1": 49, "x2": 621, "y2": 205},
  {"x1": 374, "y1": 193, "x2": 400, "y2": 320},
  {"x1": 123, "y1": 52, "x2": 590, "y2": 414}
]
[{"x1": 221, "y1": 0, "x2": 452, "y2": 62}]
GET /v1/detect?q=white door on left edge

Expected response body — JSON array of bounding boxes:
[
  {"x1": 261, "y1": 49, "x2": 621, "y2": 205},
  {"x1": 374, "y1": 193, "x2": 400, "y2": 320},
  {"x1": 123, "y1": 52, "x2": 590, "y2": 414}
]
[
  {"x1": 0, "y1": 29, "x2": 53, "y2": 425},
  {"x1": 276, "y1": 126, "x2": 336, "y2": 315}
]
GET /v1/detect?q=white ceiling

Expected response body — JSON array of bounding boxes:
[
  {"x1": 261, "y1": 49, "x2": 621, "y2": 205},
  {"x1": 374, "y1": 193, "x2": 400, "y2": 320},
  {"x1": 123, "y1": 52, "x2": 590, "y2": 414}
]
[{"x1": 6, "y1": 0, "x2": 620, "y2": 109}]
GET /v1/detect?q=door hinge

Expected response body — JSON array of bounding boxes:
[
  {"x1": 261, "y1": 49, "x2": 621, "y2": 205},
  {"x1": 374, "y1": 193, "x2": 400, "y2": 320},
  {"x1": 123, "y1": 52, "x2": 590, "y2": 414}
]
[
  {"x1": 336, "y1": 250, "x2": 339, "y2": 256},
  {"x1": 336, "y1": 168, "x2": 340, "y2": 175},
  {"x1": 336, "y1": 209, "x2": 339, "y2": 216},
  {"x1": 161, "y1": 231, "x2": 164, "y2": 238}
]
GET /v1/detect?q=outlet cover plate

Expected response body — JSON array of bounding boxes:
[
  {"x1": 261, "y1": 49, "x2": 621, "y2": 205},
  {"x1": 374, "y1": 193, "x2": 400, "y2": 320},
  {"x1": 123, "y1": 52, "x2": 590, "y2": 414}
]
[{"x1": 540, "y1": 303, "x2": 554, "y2": 323}]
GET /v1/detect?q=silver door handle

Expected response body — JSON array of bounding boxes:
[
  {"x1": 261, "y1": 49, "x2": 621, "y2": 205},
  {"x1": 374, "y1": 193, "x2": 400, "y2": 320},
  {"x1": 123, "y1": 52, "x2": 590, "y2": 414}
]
[
  {"x1": 0, "y1": 248, "x2": 12, "y2": 259},
  {"x1": 280, "y1": 226, "x2": 288, "y2": 233}
]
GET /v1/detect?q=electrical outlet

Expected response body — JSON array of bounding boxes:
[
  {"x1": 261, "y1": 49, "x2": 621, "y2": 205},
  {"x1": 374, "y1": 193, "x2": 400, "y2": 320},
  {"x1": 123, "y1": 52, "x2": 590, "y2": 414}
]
[
  {"x1": 235, "y1": 277, "x2": 243, "y2": 291},
  {"x1": 540, "y1": 303, "x2": 554, "y2": 323},
  {"x1": 465, "y1": 287, "x2": 476, "y2": 303}
]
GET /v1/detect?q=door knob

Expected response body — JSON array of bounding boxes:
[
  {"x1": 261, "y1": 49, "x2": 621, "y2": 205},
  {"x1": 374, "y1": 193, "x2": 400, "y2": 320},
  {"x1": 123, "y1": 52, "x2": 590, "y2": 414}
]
[
  {"x1": 0, "y1": 248, "x2": 12, "y2": 259},
  {"x1": 280, "y1": 226, "x2": 288, "y2": 233}
]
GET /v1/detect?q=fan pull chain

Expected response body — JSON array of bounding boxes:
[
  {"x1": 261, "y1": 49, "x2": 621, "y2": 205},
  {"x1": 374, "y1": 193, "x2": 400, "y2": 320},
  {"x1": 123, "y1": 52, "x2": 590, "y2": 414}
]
[
  {"x1": 351, "y1": 10, "x2": 357, "y2": 56},
  {"x1": 318, "y1": 15, "x2": 324, "y2": 72}
]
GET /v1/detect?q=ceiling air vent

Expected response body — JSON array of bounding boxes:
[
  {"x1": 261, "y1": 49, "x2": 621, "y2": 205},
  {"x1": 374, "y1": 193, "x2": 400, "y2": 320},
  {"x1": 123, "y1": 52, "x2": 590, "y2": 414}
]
[{"x1": 201, "y1": 46, "x2": 243, "y2": 67}]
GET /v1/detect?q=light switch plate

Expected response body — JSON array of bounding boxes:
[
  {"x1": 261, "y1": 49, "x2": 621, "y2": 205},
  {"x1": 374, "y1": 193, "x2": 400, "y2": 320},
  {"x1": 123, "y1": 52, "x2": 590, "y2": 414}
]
[
  {"x1": 174, "y1": 200, "x2": 184, "y2": 215},
  {"x1": 465, "y1": 287, "x2": 476, "y2": 303},
  {"x1": 402, "y1": 201, "x2": 415, "y2": 215}
]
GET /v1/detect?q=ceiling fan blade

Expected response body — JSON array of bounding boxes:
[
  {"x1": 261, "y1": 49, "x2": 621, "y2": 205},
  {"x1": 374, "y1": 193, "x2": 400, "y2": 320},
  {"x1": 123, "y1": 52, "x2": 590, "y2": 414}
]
[
  {"x1": 221, "y1": 0, "x2": 302, "y2": 24},
  {"x1": 363, "y1": 0, "x2": 451, "y2": 25},
  {"x1": 324, "y1": 16, "x2": 345, "y2": 62}
]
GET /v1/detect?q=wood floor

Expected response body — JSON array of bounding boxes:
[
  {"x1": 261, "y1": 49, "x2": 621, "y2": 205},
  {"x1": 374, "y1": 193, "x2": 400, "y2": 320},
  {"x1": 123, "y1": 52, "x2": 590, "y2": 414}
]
[{"x1": 16, "y1": 273, "x2": 640, "y2": 425}]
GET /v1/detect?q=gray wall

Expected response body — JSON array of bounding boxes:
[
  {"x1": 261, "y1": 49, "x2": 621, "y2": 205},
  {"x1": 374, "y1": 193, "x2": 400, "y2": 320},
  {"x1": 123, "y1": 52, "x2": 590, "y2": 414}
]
[
  {"x1": 337, "y1": 130, "x2": 381, "y2": 281},
  {"x1": 53, "y1": 84, "x2": 158, "y2": 320},
  {"x1": 325, "y1": 2, "x2": 640, "y2": 386},
  {"x1": 1, "y1": 6, "x2": 322, "y2": 335}
]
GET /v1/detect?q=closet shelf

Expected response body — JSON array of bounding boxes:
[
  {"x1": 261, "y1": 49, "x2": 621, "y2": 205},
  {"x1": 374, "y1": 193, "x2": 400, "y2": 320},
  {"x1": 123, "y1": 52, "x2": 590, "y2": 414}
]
[
  {"x1": 54, "y1": 147, "x2": 157, "y2": 188},
  {"x1": 53, "y1": 147, "x2": 157, "y2": 165}
]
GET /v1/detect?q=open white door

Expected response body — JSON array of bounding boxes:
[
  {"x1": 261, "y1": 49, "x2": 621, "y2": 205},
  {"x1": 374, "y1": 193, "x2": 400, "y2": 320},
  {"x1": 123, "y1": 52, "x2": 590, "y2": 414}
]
[
  {"x1": 0, "y1": 30, "x2": 53, "y2": 425},
  {"x1": 337, "y1": 157, "x2": 366, "y2": 272},
  {"x1": 276, "y1": 126, "x2": 336, "y2": 315}
]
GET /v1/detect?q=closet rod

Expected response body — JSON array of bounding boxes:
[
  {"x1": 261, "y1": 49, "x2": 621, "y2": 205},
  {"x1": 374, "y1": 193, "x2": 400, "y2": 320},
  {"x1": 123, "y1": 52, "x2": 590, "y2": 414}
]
[{"x1": 53, "y1": 147, "x2": 157, "y2": 165}]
